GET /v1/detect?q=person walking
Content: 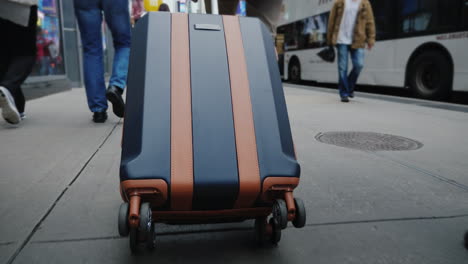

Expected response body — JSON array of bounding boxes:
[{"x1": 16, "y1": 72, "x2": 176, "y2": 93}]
[
  {"x1": 74, "y1": 0, "x2": 131, "y2": 123},
  {"x1": 186, "y1": 0, "x2": 206, "y2": 14},
  {"x1": 158, "y1": 3, "x2": 170, "y2": 12},
  {"x1": 0, "y1": 0, "x2": 38, "y2": 125},
  {"x1": 36, "y1": 28, "x2": 53, "y2": 76},
  {"x1": 131, "y1": 0, "x2": 145, "y2": 25},
  {"x1": 327, "y1": 0, "x2": 375, "y2": 102}
]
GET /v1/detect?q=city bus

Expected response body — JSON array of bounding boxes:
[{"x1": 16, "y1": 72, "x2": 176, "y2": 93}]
[{"x1": 276, "y1": 0, "x2": 468, "y2": 100}]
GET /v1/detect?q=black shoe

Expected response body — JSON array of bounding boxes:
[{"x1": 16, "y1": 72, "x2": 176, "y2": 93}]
[
  {"x1": 93, "y1": 111, "x2": 108, "y2": 123},
  {"x1": 349, "y1": 93, "x2": 354, "y2": 98},
  {"x1": 341, "y1": 97, "x2": 349, "y2": 103},
  {"x1": 106, "y1": 86, "x2": 125, "y2": 118}
]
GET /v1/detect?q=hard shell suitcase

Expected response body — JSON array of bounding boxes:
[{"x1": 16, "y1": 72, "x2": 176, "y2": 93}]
[{"x1": 118, "y1": 12, "x2": 306, "y2": 253}]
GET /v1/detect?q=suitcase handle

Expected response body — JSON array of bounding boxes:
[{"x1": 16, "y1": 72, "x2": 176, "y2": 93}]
[{"x1": 194, "y1": 24, "x2": 221, "y2": 31}]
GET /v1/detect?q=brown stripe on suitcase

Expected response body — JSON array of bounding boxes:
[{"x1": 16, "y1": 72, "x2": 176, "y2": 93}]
[
  {"x1": 223, "y1": 16, "x2": 261, "y2": 209},
  {"x1": 171, "y1": 13, "x2": 193, "y2": 210}
]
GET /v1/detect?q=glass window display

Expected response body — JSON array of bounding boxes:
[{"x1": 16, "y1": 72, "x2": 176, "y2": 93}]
[{"x1": 31, "y1": 0, "x2": 65, "y2": 76}]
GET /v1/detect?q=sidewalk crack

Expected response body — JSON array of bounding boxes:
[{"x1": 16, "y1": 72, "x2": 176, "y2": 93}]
[
  {"x1": 29, "y1": 214, "x2": 468, "y2": 245},
  {"x1": 306, "y1": 213, "x2": 468, "y2": 227},
  {"x1": 370, "y1": 151, "x2": 468, "y2": 192},
  {"x1": 0, "y1": 242, "x2": 16, "y2": 246},
  {"x1": 6, "y1": 121, "x2": 120, "y2": 264}
]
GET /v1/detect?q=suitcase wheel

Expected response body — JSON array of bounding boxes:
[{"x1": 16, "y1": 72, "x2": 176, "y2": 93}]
[
  {"x1": 118, "y1": 203, "x2": 130, "y2": 236},
  {"x1": 128, "y1": 202, "x2": 156, "y2": 254},
  {"x1": 273, "y1": 199, "x2": 288, "y2": 230},
  {"x1": 146, "y1": 221, "x2": 157, "y2": 251},
  {"x1": 254, "y1": 217, "x2": 267, "y2": 246},
  {"x1": 464, "y1": 231, "x2": 468, "y2": 250},
  {"x1": 254, "y1": 216, "x2": 282, "y2": 246},
  {"x1": 138, "y1": 203, "x2": 152, "y2": 239},
  {"x1": 129, "y1": 228, "x2": 138, "y2": 254},
  {"x1": 269, "y1": 218, "x2": 281, "y2": 245},
  {"x1": 292, "y1": 198, "x2": 306, "y2": 228},
  {"x1": 280, "y1": 192, "x2": 307, "y2": 230}
]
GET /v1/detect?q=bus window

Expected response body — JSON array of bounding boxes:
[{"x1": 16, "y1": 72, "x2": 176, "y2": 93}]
[
  {"x1": 398, "y1": 0, "x2": 459, "y2": 35},
  {"x1": 370, "y1": 0, "x2": 396, "y2": 40},
  {"x1": 282, "y1": 23, "x2": 298, "y2": 51},
  {"x1": 309, "y1": 13, "x2": 329, "y2": 48},
  {"x1": 297, "y1": 13, "x2": 330, "y2": 50},
  {"x1": 296, "y1": 19, "x2": 308, "y2": 49},
  {"x1": 276, "y1": 26, "x2": 286, "y2": 54},
  {"x1": 278, "y1": 12, "x2": 330, "y2": 52}
]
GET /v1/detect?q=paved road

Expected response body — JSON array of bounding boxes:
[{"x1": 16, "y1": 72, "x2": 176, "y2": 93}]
[{"x1": 1, "y1": 85, "x2": 468, "y2": 263}]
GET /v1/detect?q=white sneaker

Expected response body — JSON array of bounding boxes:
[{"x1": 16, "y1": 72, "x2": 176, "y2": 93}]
[{"x1": 0, "y1": 86, "x2": 21, "y2": 124}]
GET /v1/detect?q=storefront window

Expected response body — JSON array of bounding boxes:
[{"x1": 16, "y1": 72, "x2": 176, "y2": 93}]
[{"x1": 31, "y1": 0, "x2": 65, "y2": 76}]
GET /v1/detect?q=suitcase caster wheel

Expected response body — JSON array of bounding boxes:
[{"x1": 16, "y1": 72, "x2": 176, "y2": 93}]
[
  {"x1": 273, "y1": 199, "x2": 288, "y2": 229},
  {"x1": 464, "y1": 231, "x2": 468, "y2": 250},
  {"x1": 128, "y1": 203, "x2": 153, "y2": 254},
  {"x1": 139, "y1": 203, "x2": 152, "y2": 240},
  {"x1": 269, "y1": 218, "x2": 281, "y2": 245},
  {"x1": 118, "y1": 203, "x2": 129, "y2": 236},
  {"x1": 254, "y1": 217, "x2": 267, "y2": 246},
  {"x1": 146, "y1": 222, "x2": 156, "y2": 251},
  {"x1": 129, "y1": 228, "x2": 139, "y2": 254},
  {"x1": 292, "y1": 198, "x2": 306, "y2": 228}
]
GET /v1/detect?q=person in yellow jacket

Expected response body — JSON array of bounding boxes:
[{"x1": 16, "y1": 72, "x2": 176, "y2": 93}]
[
  {"x1": 143, "y1": 0, "x2": 164, "y2": 11},
  {"x1": 327, "y1": 0, "x2": 375, "y2": 102}
]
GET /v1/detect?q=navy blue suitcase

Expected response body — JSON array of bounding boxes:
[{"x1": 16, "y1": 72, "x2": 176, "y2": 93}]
[{"x1": 118, "y1": 12, "x2": 306, "y2": 253}]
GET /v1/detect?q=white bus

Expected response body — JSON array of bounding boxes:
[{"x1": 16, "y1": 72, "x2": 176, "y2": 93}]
[{"x1": 276, "y1": 0, "x2": 468, "y2": 100}]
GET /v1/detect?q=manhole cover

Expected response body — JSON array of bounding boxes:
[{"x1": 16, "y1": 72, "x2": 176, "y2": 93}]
[{"x1": 315, "y1": 132, "x2": 423, "y2": 151}]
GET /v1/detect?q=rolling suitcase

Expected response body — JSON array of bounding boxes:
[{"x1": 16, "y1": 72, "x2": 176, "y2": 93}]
[{"x1": 118, "y1": 12, "x2": 306, "y2": 253}]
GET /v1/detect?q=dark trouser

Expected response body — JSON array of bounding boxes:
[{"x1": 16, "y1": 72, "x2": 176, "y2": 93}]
[
  {"x1": 74, "y1": 0, "x2": 131, "y2": 113},
  {"x1": 336, "y1": 44, "x2": 365, "y2": 98},
  {"x1": 0, "y1": 6, "x2": 37, "y2": 114}
]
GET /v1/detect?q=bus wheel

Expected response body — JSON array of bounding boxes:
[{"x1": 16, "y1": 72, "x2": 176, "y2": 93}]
[
  {"x1": 408, "y1": 50, "x2": 451, "y2": 100},
  {"x1": 289, "y1": 60, "x2": 301, "y2": 84}
]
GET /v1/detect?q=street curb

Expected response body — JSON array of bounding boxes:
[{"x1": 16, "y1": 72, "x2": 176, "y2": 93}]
[{"x1": 286, "y1": 83, "x2": 468, "y2": 113}]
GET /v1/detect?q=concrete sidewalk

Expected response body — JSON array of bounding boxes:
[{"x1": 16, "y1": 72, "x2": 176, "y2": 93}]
[{"x1": 1, "y1": 86, "x2": 468, "y2": 263}]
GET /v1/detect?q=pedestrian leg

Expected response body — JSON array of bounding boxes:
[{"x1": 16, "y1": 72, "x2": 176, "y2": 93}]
[
  {"x1": 102, "y1": 0, "x2": 131, "y2": 91},
  {"x1": 348, "y1": 48, "x2": 365, "y2": 97},
  {"x1": 0, "y1": 55, "x2": 35, "y2": 114},
  {"x1": 74, "y1": 0, "x2": 108, "y2": 113},
  {"x1": 337, "y1": 44, "x2": 350, "y2": 100}
]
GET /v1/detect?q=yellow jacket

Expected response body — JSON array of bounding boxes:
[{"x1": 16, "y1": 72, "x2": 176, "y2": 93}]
[{"x1": 327, "y1": 0, "x2": 376, "y2": 49}]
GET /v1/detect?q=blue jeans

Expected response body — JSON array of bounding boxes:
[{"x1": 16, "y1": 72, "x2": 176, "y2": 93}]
[
  {"x1": 74, "y1": 0, "x2": 131, "y2": 112},
  {"x1": 336, "y1": 44, "x2": 364, "y2": 98}
]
